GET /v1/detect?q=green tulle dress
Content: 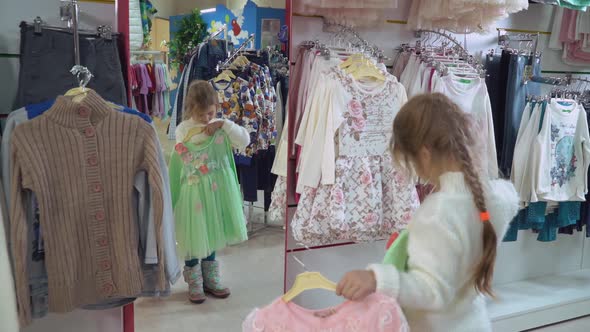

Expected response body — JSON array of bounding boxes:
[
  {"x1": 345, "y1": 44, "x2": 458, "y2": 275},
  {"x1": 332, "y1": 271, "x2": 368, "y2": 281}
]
[{"x1": 169, "y1": 130, "x2": 248, "y2": 260}]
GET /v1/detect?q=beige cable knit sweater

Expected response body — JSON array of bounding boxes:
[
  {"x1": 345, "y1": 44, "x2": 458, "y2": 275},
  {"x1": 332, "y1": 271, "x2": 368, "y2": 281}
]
[{"x1": 10, "y1": 90, "x2": 166, "y2": 326}]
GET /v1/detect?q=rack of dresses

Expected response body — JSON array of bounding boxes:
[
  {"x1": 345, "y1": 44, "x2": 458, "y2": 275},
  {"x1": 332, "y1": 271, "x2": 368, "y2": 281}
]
[
  {"x1": 130, "y1": 51, "x2": 173, "y2": 118},
  {"x1": 272, "y1": 25, "x2": 420, "y2": 246},
  {"x1": 4, "y1": 3, "x2": 180, "y2": 328}
]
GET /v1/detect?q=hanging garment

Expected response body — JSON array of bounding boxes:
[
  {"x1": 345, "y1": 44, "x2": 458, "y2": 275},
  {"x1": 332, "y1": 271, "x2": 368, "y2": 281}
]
[
  {"x1": 2, "y1": 103, "x2": 180, "y2": 319},
  {"x1": 243, "y1": 293, "x2": 409, "y2": 332},
  {"x1": 15, "y1": 23, "x2": 127, "y2": 109},
  {"x1": 536, "y1": 99, "x2": 590, "y2": 202},
  {"x1": 292, "y1": 67, "x2": 419, "y2": 245},
  {"x1": 433, "y1": 75, "x2": 499, "y2": 178},
  {"x1": 10, "y1": 91, "x2": 169, "y2": 325},
  {"x1": 169, "y1": 130, "x2": 248, "y2": 260}
]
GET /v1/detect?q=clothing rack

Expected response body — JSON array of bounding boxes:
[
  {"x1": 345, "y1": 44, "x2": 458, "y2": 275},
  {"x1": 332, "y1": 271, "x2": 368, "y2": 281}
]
[
  {"x1": 413, "y1": 29, "x2": 485, "y2": 78},
  {"x1": 497, "y1": 28, "x2": 539, "y2": 55},
  {"x1": 204, "y1": 24, "x2": 228, "y2": 42},
  {"x1": 415, "y1": 29, "x2": 468, "y2": 56},
  {"x1": 218, "y1": 34, "x2": 256, "y2": 69},
  {"x1": 185, "y1": 24, "x2": 228, "y2": 59}
]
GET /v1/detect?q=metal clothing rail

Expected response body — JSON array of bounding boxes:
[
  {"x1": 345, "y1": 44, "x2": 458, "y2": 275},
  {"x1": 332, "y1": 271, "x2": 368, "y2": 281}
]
[
  {"x1": 219, "y1": 34, "x2": 256, "y2": 69},
  {"x1": 415, "y1": 29, "x2": 469, "y2": 56}
]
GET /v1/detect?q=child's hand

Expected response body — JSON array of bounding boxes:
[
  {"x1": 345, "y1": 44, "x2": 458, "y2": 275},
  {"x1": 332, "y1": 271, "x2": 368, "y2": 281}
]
[
  {"x1": 205, "y1": 121, "x2": 224, "y2": 136},
  {"x1": 336, "y1": 270, "x2": 377, "y2": 301}
]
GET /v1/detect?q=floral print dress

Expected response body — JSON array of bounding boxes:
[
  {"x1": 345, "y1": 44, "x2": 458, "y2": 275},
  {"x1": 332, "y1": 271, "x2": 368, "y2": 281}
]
[
  {"x1": 292, "y1": 68, "x2": 420, "y2": 246},
  {"x1": 169, "y1": 130, "x2": 248, "y2": 260}
]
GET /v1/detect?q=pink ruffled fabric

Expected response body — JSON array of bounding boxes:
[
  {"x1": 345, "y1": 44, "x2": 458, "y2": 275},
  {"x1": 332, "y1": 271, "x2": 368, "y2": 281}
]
[
  {"x1": 293, "y1": 0, "x2": 398, "y2": 27},
  {"x1": 242, "y1": 293, "x2": 409, "y2": 332}
]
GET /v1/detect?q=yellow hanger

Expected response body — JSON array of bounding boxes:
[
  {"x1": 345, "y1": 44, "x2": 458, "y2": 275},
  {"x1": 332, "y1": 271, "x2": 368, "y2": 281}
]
[
  {"x1": 183, "y1": 126, "x2": 205, "y2": 143},
  {"x1": 282, "y1": 272, "x2": 337, "y2": 302},
  {"x1": 346, "y1": 61, "x2": 386, "y2": 82},
  {"x1": 64, "y1": 86, "x2": 90, "y2": 103},
  {"x1": 339, "y1": 53, "x2": 366, "y2": 70},
  {"x1": 214, "y1": 70, "x2": 236, "y2": 83}
]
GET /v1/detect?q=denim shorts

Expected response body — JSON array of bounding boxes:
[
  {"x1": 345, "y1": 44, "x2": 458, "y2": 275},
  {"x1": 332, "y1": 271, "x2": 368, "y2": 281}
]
[{"x1": 15, "y1": 23, "x2": 127, "y2": 108}]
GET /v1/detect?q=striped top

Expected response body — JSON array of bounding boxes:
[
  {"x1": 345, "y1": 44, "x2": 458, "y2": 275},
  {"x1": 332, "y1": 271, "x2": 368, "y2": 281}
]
[{"x1": 10, "y1": 90, "x2": 166, "y2": 325}]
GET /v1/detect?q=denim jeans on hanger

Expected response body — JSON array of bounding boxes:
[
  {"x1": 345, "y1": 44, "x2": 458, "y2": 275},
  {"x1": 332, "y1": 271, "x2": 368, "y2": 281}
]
[
  {"x1": 500, "y1": 54, "x2": 542, "y2": 176},
  {"x1": 484, "y1": 53, "x2": 503, "y2": 161},
  {"x1": 15, "y1": 23, "x2": 127, "y2": 109}
]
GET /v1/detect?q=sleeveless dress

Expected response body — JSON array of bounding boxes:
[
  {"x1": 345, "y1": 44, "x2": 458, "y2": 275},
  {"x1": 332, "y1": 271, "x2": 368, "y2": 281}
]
[{"x1": 169, "y1": 130, "x2": 248, "y2": 260}]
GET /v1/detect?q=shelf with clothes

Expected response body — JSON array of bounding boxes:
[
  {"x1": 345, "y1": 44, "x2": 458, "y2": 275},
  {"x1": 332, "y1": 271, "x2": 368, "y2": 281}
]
[{"x1": 130, "y1": 51, "x2": 173, "y2": 118}]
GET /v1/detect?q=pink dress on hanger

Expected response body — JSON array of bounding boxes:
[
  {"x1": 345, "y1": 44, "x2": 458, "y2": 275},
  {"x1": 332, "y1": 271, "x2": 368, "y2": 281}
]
[{"x1": 242, "y1": 293, "x2": 409, "y2": 332}]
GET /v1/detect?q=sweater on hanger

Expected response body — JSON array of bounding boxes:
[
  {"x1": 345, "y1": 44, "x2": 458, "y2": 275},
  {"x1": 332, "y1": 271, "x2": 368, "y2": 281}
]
[
  {"x1": 369, "y1": 172, "x2": 519, "y2": 332},
  {"x1": 10, "y1": 90, "x2": 167, "y2": 325}
]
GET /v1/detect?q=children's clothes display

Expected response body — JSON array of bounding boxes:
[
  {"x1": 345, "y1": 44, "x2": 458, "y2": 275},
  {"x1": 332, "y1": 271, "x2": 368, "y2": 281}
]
[
  {"x1": 130, "y1": 62, "x2": 173, "y2": 118},
  {"x1": 396, "y1": 49, "x2": 498, "y2": 178},
  {"x1": 506, "y1": 98, "x2": 590, "y2": 242},
  {"x1": 1, "y1": 100, "x2": 180, "y2": 320},
  {"x1": 280, "y1": 45, "x2": 419, "y2": 246},
  {"x1": 369, "y1": 172, "x2": 519, "y2": 332},
  {"x1": 169, "y1": 130, "x2": 248, "y2": 260},
  {"x1": 9, "y1": 91, "x2": 176, "y2": 325},
  {"x1": 242, "y1": 293, "x2": 409, "y2": 332}
]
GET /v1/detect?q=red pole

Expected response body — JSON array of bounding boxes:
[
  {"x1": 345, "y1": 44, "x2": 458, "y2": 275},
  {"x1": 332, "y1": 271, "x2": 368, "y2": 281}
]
[{"x1": 116, "y1": 1, "x2": 134, "y2": 329}]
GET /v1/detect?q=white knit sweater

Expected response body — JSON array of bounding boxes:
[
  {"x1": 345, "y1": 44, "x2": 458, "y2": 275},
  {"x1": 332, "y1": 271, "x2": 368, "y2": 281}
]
[{"x1": 369, "y1": 172, "x2": 519, "y2": 332}]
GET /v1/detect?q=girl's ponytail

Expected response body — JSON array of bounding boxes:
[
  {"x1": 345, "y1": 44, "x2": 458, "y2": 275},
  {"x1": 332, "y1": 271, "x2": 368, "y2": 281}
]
[{"x1": 455, "y1": 138, "x2": 497, "y2": 297}]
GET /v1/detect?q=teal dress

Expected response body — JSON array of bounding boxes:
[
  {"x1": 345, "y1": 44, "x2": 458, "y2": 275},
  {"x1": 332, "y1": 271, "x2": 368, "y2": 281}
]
[{"x1": 169, "y1": 130, "x2": 248, "y2": 260}]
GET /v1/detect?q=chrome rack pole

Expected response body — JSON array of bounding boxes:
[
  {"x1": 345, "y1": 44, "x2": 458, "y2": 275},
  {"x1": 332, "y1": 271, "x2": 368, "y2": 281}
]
[{"x1": 71, "y1": 0, "x2": 81, "y2": 65}]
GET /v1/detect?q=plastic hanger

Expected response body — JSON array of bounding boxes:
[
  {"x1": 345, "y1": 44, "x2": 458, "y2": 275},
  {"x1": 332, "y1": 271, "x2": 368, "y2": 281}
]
[
  {"x1": 65, "y1": 65, "x2": 94, "y2": 103},
  {"x1": 345, "y1": 58, "x2": 386, "y2": 82},
  {"x1": 214, "y1": 70, "x2": 235, "y2": 83},
  {"x1": 282, "y1": 272, "x2": 337, "y2": 303}
]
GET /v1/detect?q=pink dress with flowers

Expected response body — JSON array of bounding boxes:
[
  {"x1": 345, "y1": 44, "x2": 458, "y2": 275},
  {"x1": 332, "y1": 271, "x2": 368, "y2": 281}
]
[
  {"x1": 292, "y1": 68, "x2": 420, "y2": 246},
  {"x1": 169, "y1": 130, "x2": 248, "y2": 260}
]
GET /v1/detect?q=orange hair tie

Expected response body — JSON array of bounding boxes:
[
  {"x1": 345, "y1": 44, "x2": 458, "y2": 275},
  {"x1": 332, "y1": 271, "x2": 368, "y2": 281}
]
[{"x1": 480, "y1": 211, "x2": 491, "y2": 222}]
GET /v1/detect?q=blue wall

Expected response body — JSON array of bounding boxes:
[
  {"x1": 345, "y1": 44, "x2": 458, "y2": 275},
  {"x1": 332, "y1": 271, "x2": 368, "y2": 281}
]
[{"x1": 170, "y1": 0, "x2": 285, "y2": 48}]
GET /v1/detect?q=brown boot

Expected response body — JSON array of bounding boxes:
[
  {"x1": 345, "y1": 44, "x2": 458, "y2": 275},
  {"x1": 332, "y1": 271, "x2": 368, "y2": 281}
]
[
  {"x1": 183, "y1": 265, "x2": 206, "y2": 304},
  {"x1": 201, "y1": 260, "x2": 231, "y2": 299}
]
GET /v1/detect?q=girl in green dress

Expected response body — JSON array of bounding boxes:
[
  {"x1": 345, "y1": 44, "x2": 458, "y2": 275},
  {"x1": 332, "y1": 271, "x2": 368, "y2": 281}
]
[{"x1": 170, "y1": 81, "x2": 249, "y2": 304}]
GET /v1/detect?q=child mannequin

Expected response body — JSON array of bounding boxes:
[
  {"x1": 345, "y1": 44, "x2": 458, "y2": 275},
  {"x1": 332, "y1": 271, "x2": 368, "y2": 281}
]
[
  {"x1": 337, "y1": 93, "x2": 519, "y2": 331},
  {"x1": 170, "y1": 80, "x2": 249, "y2": 304}
]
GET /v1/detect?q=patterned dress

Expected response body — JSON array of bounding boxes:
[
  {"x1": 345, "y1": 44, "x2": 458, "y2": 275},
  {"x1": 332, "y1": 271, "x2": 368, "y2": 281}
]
[
  {"x1": 292, "y1": 68, "x2": 420, "y2": 246},
  {"x1": 169, "y1": 130, "x2": 248, "y2": 259}
]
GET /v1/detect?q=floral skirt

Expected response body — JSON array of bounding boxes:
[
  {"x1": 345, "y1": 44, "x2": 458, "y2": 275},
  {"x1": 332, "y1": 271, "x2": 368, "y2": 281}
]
[
  {"x1": 292, "y1": 155, "x2": 419, "y2": 246},
  {"x1": 269, "y1": 175, "x2": 287, "y2": 225}
]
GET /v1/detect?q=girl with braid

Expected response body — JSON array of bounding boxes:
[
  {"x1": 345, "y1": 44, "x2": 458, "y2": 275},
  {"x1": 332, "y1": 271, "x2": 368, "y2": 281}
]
[{"x1": 336, "y1": 93, "x2": 519, "y2": 332}]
